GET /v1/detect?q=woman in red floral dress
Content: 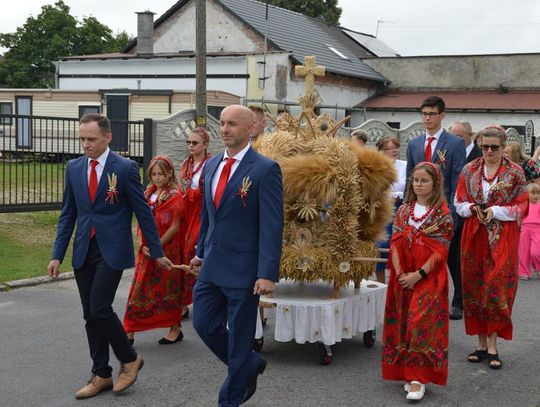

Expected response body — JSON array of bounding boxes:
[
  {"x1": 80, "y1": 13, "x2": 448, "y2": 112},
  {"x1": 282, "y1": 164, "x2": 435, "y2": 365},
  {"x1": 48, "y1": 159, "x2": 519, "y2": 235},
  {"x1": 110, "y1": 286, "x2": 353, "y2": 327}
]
[
  {"x1": 382, "y1": 162, "x2": 453, "y2": 401},
  {"x1": 178, "y1": 128, "x2": 211, "y2": 317},
  {"x1": 123, "y1": 156, "x2": 184, "y2": 344},
  {"x1": 455, "y1": 126, "x2": 527, "y2": 369}
]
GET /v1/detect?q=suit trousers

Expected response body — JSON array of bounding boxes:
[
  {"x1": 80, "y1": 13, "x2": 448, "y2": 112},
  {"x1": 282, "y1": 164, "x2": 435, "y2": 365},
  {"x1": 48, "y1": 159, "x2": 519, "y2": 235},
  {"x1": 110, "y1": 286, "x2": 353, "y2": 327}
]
[
  {"x1": 447, "y1": 220, "x2": 463, "y2": 309},
  {"x1": 74, "y1": 238, "x2": 137, "y2": 377},
  {"x1": 193, "y1": 280, "x2": 262, "y2": 407}
]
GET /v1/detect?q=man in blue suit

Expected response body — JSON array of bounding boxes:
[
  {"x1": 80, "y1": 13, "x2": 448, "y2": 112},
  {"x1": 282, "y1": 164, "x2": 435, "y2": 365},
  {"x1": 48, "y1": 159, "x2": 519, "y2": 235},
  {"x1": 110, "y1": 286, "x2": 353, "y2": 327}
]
[
  {"x1": 48, "y1": 114, "x2": 172, "y2": 399},
  {"x1": 190, "y1": 105, "x2": 284, "y2": 407},
  {"x1": 406, "y1": 96, "x2": 466, "y2": 217},
  {"x1": 406, "y1": 96, "x2": 466, "y2": 319}
]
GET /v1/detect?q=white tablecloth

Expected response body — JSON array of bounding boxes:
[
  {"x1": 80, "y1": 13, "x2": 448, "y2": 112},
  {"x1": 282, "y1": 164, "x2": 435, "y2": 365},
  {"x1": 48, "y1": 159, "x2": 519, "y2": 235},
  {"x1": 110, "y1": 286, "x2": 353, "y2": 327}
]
[{"x1": 257, "y1": 280, "x2": 387, "y2": 346}]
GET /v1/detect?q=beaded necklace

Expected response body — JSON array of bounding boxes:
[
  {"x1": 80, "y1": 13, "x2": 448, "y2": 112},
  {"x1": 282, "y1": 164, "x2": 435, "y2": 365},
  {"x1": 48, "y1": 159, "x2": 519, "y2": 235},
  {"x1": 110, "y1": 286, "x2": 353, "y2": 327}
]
[
  {"x1": 481, "y1": 160, "x2": 502, "y2": 183},
  {"x1": 188, "y1": 159, "x2": 205, "y2": 179},
  {"x1": 409, "y1": 201, "x2": 432, "y2": 223}
]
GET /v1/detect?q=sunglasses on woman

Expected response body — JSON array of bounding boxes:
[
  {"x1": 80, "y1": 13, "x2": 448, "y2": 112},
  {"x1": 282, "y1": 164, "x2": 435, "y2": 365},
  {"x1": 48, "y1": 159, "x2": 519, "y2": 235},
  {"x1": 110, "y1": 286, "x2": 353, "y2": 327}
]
[
  {"x1": 186, "y1": 140, "x2": 200, "y2": 146},
  {"x1": 481, "y1": 144, "x2": 501, "y2": 152}
]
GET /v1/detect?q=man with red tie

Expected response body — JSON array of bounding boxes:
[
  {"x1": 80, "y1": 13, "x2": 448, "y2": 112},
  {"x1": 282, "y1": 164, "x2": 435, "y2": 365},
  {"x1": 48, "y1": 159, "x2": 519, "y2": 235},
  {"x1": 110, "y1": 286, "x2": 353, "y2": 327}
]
[
  {"x1": 406, "y1": 96, "x2": 466, "y2": 219},
  {"x1": 47, "y1": 114, "x2": 172, "y2": 399},
  {"x1": 405, "y1": 96, "x2": 466, "y2": 319},
  {"x1": 190, "y1": 105, "x2": 284, "y2": 407}
]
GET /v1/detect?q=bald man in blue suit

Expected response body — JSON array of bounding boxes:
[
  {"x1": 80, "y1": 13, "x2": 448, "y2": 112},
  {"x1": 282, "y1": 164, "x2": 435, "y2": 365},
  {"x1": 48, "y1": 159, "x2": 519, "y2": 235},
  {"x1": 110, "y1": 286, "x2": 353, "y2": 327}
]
[{"x1": 190, "y1": 105, "x2": 284, "y2": 407}]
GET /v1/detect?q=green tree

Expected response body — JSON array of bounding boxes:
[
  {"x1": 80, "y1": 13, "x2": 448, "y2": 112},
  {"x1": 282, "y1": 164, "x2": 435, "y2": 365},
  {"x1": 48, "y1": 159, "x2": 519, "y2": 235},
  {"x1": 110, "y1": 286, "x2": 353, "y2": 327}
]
[
  {"x1": 0, "y1": 1, "x2": 131, "y2": 88},
  {"x1": 266, "y1": 0, "x2": 342, "y2": 25}
]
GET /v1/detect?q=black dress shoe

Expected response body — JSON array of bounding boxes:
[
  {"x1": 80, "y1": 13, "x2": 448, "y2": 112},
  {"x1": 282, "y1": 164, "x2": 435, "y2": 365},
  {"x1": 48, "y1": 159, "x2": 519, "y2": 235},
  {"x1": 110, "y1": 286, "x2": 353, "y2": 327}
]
[
  {"x1": 253, "y1": 337, "x2": 264, "y2": 352},
  {"x1": 243, "y1": 358, "x2": 267, "y2": 404},
  {"x1": 449, "y1": 307, "x2": 463, "y2": 320},
  {"x1": 158, "y1": 331, "x2": 184, "y2": 345},
  {"x1": 182, "y1": 308, "x2": 190, "y2": 320}
]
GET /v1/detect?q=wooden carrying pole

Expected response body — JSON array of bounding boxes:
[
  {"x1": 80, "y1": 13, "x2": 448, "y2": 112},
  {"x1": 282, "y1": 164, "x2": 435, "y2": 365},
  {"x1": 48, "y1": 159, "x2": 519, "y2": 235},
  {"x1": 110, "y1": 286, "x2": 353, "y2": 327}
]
[{"x1": 195, "y1": 0, "x2": 207, "y2": 127}]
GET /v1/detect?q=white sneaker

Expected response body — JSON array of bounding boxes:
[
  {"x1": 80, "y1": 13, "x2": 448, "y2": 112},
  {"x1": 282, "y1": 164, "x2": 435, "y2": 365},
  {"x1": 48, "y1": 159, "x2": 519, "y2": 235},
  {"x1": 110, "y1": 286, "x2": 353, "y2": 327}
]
[{"x1": 406, "y1": 381, "x2": 425, "y2": 401}]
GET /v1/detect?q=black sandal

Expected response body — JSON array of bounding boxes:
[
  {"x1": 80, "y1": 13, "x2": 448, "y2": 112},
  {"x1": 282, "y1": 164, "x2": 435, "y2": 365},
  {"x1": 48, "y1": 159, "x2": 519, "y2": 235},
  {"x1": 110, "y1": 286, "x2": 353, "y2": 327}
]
[
  {"x1": 487, "y1": 352, "x2": 503, "y2": 369},
  {"x1": 467, "y1": 349, "x2": 488, "y2": 363}
]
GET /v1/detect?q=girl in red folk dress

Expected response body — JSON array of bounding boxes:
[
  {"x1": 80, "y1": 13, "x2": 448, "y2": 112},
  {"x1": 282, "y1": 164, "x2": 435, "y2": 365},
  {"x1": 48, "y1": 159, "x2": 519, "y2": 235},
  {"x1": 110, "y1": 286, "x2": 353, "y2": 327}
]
[
  {"x1": 455, "y1": 126, "x2": 527, "y2": 369},
  {"x1": 382, "y1": 162, "x2": 453, "y2": 401},
  {"x1": 123, "y1": 156, "x2": 184, "y2": 345},
  {"x1": 178, "y1": 128, "x2": 211, "y2": 317}
]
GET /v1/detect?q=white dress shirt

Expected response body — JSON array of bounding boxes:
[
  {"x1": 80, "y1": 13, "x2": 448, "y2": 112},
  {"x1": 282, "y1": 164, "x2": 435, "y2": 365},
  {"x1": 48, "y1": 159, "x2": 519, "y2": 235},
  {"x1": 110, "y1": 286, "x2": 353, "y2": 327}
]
[
  {"x1": 190, "y1": 161, "x2": 206, "y2": 189},
  {"x1": 465, "y1": 143, "x2": 475, "y2": 158},
  {"x1": 87, "y1": 147, "x2": 110, "y2": 185},
  {"x1": 211, "y1": 144, "x2": 251, "y2": 199},
  {"x1": 392, "y1": 159, "x2": 407, "y2": 199}
]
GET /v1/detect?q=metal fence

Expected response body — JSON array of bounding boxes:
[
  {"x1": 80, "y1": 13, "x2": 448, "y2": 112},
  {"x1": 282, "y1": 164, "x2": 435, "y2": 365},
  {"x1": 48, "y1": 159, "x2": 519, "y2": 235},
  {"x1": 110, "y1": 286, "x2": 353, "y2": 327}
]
[{"x1": 0, "y1": 114, "x2": 149, "y2": 213}]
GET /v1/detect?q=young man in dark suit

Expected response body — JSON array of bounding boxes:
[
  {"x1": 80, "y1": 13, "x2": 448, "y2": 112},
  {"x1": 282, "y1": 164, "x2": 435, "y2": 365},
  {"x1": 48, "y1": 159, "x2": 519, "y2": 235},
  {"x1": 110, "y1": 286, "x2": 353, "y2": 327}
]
[
  {"x1": 406, "y1": 97, "x2": 466, "y2": 320},
  {"x1": 48, "y1": 114, "x2": 172, "y2": 399},
  {"x1": 190, "y1": 105, "x2": 284, "y2": 407}
]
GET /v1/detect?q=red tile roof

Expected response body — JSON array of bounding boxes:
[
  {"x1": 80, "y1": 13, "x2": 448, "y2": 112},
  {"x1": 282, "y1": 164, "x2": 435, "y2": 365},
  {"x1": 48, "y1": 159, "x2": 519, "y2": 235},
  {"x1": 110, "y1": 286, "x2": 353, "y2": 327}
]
[{"x1": 359, "y1": 90, "x2": 540, "y2": 111}]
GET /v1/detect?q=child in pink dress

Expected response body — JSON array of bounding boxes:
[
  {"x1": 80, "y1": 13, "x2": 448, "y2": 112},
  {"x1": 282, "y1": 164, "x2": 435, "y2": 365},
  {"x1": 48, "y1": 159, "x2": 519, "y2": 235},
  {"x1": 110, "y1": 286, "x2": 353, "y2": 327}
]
[{"x1": 519, "y1": 183, "x2": 540, "y2": 280}]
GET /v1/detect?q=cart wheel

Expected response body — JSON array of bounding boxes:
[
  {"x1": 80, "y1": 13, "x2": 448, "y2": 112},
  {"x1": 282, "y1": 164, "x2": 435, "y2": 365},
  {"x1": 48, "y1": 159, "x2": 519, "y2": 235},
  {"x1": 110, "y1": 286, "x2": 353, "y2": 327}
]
[
  {"x1": 254, "y1": 337, "x2": 264, "y2": 352},
  {"x1": 363, "y1": 330, "x2": 376, "y2": 348},
  {"x1": 317, "y1": 342, "x2": 333, "y2": 365}
]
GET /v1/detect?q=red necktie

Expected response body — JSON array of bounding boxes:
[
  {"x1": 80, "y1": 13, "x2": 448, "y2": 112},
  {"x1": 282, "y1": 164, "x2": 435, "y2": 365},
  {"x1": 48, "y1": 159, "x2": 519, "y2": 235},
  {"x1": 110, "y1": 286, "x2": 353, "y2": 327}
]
[
  {"x1": 89, "y1": 160, "x2": 98, "y2": 237},
  {"x1": 425, "y1": 136, "x2": 435, "y2": 162},
  {"x1": 214, "y1": 158, "x2": 235, "y2": 208}
]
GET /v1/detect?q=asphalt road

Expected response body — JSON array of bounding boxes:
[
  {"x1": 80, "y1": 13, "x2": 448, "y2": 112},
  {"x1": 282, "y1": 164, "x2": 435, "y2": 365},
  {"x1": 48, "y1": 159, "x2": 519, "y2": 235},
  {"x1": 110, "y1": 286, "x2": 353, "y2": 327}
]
[{"x1": 1, "y1": 272, "x2": 539, "y2": 407}]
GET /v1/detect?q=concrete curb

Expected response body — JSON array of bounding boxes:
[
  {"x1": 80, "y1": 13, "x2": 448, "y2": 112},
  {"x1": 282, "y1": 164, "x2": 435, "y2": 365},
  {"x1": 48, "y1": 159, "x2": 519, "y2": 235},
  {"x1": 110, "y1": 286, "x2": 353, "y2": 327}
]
[
  {"x1": 4, "y1": 271, "x2": 75, "y2": 290},
  {"x1": 1, "y1": 268, "x2": 135, "y2": 292}
]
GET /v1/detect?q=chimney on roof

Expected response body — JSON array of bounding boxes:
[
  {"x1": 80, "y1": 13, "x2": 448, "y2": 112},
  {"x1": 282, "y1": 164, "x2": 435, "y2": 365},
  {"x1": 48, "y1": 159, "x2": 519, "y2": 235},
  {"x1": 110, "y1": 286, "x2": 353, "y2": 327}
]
[{"x1": 136, "y1": 11, "x2": 155, "y2": 55}]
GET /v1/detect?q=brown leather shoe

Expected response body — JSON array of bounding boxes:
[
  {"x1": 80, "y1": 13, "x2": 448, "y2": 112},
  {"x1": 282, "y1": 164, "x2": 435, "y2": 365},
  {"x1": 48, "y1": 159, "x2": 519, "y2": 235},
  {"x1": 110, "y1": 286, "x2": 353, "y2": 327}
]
[
  {"x1": 75, "y1": 375, "x2": 113, "y2": 399},
  {"x1": 113, "y1": 354, "x2": 144, "y2": 394}
]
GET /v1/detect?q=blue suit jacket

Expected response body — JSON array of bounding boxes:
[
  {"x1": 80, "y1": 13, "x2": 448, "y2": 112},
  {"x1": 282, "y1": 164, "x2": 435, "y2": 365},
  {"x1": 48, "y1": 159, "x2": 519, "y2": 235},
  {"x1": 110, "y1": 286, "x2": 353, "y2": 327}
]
[
  {"x1": 52, "y1": 151, "x2": 163, "y2": 270},
  {"x1": 196, "y1": 147, "x2": 284, "y2": 289},
  {"x1": 406, "y1": 129, "x2": 466, "y2": 223}
]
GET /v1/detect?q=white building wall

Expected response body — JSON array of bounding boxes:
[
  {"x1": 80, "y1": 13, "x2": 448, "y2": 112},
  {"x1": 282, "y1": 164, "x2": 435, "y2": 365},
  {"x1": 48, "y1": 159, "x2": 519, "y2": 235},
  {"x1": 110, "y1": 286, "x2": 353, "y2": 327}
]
[
  {"x1": 57, "y1": 57, "x2": 248, "y2": 97},
  {"x1": 151, "y1": 0, "x2": 260, "y2": 54}
]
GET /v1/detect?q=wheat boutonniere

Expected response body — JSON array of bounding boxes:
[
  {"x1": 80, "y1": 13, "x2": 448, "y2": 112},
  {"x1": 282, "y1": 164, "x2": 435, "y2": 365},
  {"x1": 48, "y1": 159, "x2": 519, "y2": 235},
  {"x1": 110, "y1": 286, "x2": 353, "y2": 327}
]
[
  {"x1": 236, "y1": 176, "x2": 252, "y2": 207},
  {"x1": 105, "y1": 173, "x2": 119, "y2": 204},
  {"x1": 436, "y1": 149, "x2": 447, "y2": 168}
]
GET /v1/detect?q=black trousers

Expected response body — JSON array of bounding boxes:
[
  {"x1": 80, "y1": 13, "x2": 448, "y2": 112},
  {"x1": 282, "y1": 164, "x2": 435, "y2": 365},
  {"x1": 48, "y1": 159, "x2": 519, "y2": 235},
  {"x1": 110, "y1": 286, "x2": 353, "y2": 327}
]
[
  {"x1": 447, "y1": 220, "x2": 463, "y2": 309},
  {"x1": 74, "y1": 238, "x2": 136, "y2": 377}
]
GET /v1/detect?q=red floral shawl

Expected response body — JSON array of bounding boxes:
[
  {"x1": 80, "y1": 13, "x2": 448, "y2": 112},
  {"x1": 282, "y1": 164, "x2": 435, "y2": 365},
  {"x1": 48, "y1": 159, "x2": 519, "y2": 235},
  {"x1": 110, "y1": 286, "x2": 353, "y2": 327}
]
[
  {"x1": 178, "y1": 154, "x2": 211, "y2": 193},
  {"x1": 390, "y1": 202, "x2": 454, "y2": 275},
  {"x1": 456, "y1": 157, "x2": 528, "y2": 250},
  {"x1": 138, "y1": 185, "x2": 182, "y2": 256}
]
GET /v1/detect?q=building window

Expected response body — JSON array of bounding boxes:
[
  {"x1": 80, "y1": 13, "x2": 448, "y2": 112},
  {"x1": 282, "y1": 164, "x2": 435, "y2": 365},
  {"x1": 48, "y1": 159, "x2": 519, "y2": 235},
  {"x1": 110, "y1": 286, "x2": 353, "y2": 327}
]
[
  {"x1": 207, "y1": 106, "x2": 224, "y2": 120},
  {"x1": 15, "y1": 96, "x2": 32, "y2": 148},
  {"x1": 386, "y1": 122, "x2": 400, "y2": 129},
  {"x1": 79, "y1": 105, "x2": 101, "y2": 118},
  {"x1": 326, "y1": 44, "x2": 350, "y2": 60},
  {"x1": 0, "y1": 102, "x2": 12, "y2": 125}
]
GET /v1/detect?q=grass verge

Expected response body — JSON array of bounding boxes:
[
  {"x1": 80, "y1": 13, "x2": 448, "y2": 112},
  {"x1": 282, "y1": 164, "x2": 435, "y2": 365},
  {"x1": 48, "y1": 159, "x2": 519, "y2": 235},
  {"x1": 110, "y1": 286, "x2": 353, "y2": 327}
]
[{"x1": 0, "y1": 211, "x2": 73, "y2": 284}]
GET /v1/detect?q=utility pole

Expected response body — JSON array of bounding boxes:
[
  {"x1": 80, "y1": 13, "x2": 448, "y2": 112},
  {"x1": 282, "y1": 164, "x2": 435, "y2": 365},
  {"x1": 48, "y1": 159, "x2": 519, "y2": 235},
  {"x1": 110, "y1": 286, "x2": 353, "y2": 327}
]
[{"x1": 196, "y1": 0, "x2": 207, "y2": 128}]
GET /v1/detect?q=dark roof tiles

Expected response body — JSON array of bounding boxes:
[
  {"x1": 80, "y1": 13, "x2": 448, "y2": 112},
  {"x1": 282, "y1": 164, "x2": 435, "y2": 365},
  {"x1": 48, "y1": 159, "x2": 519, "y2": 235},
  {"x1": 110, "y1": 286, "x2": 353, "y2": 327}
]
[{"x1": 219, "y1": 0, "x2": 386, "y2": 81}]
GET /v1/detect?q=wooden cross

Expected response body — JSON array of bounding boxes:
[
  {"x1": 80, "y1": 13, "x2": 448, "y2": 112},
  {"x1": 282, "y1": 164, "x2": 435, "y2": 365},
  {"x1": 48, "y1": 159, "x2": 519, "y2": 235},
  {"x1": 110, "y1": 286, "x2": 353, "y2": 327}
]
[{"x1": 295, "y1": 56, "x2": 325, "y2": 99}]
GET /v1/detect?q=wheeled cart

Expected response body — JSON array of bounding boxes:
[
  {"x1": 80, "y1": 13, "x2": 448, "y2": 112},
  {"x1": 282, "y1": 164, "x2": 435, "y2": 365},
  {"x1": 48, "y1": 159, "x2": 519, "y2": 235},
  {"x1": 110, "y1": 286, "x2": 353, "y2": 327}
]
[{"x1": 255, "y1": 279, "x2": 387, "y2": 364}]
